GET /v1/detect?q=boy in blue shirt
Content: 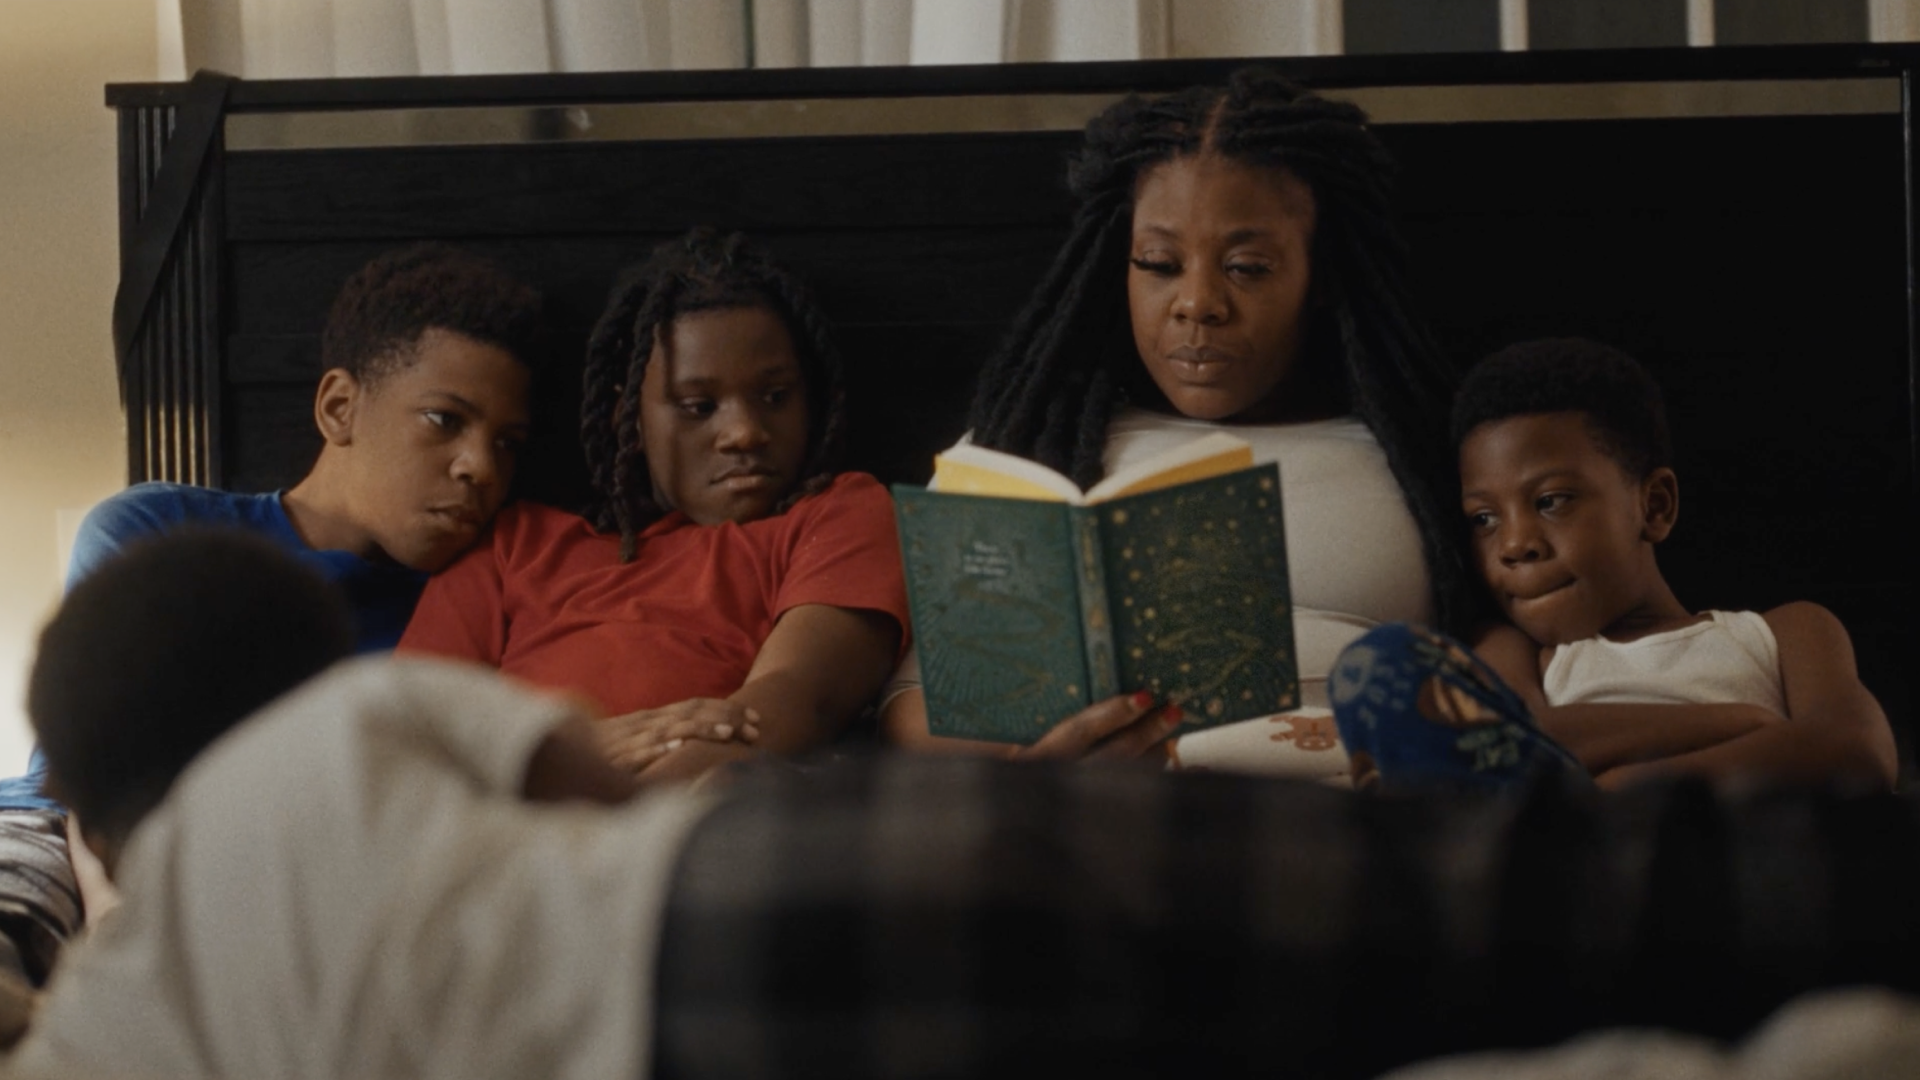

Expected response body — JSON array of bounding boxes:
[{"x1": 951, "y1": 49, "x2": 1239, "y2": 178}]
[
  {"x1": 0, "y1": 243, "x2": 546, "y2": 982},
  {"x1": 67, "y1": 243, "x2": 546, "y2": 649}
]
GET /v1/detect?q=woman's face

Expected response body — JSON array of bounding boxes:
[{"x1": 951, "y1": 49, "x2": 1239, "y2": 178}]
[
  {"x1": 1127, "y1": 154, "x2": 1318, "y2": 422},
  {"x1": 638, "y1": 305, "x2": 812, "y2": 527}
]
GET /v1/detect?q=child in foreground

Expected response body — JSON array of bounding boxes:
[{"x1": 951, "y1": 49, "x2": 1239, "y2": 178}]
[
  {"x1": 1333, "y1": 338, "x2": 1896, "y2": 792},
  {"x1": 14, "y1": 529, "x2": 710, "y2": 1079}
]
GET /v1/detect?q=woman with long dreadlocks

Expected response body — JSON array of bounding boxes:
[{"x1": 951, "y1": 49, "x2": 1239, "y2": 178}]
[
  {"x1": 401, "y1": 229, "x2": 909, "y2": 784},
  {"x1": 883, "y1": 68, "x2": 1467, "y2": 774}
]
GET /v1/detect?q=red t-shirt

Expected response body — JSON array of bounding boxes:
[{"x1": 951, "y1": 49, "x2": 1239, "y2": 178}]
[{"x1": 398, "y1": 472, "x2": 910, "y2": 714}]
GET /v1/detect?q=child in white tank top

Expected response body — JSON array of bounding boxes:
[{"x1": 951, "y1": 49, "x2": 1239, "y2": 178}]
[
  {"x1": 1332, "y1": 340, "x2": 1896, "y2": 793},
  {"x1": 1543, "y1": 609, "x2": 1786, "y2": 715}
]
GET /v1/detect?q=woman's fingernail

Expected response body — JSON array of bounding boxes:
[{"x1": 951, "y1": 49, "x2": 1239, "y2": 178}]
[
  {"x1": 665, "y1": 738, "x2": 683, "y2": 752},
  {"x1": 1131, "y1": 690, "x2": 1155, "y2": 711},
  {"x1": 1164, "y1": 704, "x2": 1185, "y2": 726},
  {"x1": 712, "y1": 724, "x2": 733, "y2": 739}
]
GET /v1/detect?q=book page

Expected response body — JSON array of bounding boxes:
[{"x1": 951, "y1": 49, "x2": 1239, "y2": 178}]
[
  {"x1": 930, "y1": 443, "x2": 1081, "y2": 502},
  {"x1": 1082, "y1": 431, "x2": 1254, "y2": 504}
]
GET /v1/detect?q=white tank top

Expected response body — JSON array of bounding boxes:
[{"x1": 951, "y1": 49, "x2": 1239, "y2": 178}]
[{"x1": 1542, "y1": 610, "x2": 1787, "y2": 717}]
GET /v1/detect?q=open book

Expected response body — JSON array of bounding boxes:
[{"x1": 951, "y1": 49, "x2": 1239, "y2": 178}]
[{"x1": 894, "y1": 432, "x2": 1299, "y2": 744}]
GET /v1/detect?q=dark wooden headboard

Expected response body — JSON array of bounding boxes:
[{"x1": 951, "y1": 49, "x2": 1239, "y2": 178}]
[{"x1": 107, "y1": 46, "x2": 1919, "y2": 770}]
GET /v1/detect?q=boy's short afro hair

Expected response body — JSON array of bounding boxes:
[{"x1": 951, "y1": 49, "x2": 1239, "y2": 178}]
[
  {"x1": 321, "y1": 242, "x2": 547, "y2": 387},
  {"x1": 27, "y1": 529, "x2": 354, "y2": 843},
  {"x1": 1452, "y1": 337, "x2": 1672, "y2": 479}
]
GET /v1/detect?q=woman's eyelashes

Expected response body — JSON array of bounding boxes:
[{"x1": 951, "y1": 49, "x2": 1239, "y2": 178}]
[
  {"x1": 1129, "y1": 255, "x2": 1178, "y2": 276},
  {"x1": 1129, "y1": 255, "x2": 1275, "y2": 279}
]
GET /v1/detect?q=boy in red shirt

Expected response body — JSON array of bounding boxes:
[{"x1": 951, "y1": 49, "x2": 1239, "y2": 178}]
[{"x1": 402, "y1": 231, "x2": 909, "y2": 783}]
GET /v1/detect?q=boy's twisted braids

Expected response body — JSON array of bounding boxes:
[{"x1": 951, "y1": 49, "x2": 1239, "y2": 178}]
[
  {"x1": 969, "y1": 67, "x2": 1474, "y2": 633},
  {"x1": 580, "y1": 228, "x2": 848, "y2": 562}
]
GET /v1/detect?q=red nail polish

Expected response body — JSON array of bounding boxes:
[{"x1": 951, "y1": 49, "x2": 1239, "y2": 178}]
[
  {"x1": 1131, "y1": 690, "x2": 1155, "y2": 710},
  {"x1": 1164, "y1": 704, "x2": 1184, "y2": 726}
]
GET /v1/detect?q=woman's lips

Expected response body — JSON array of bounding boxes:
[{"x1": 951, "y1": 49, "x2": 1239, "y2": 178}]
[{"x1": 1165, "y1": 345, "x2": 1238, "y2": 385}]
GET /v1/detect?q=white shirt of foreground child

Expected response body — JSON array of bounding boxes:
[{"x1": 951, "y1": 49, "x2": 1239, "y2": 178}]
[{"x1": 12, "y1": 658, "x2": 718, "y2": 1080}]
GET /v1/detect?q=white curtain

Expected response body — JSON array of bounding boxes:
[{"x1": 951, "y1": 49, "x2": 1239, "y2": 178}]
[
  {"x1": 160, "y1": 0, "x2": 1351, "y2": 79},
  {"x1": 157, "y1": 0, "x2": 1920, "y2": 81}
]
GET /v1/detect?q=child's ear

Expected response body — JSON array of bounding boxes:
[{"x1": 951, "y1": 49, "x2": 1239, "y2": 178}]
[
  {"x1": 1640, "y1": 466, "x2": 1679, "y2": 543},
  {"x1": 313, "y1": 368, "x2": 363, "y2": 448}
]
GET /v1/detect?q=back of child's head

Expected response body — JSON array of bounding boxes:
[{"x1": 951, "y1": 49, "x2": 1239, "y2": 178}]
[
  {"x1": 1452, "y1": 337, "x2": 1672, "y2": 479},
  {"x1": 28, "y1": 530, "x2": 353, "y2": 844},
  {"x1": 321, "y1": 243, "x2": 547, "y2": 388},
  {"x1": 579, "y1": 227, "x2": 848, "y2": 558}
]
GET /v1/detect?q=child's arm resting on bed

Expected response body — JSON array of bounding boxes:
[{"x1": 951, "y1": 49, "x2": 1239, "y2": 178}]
[
  {"x1": 1595, "y1": 602, "x2": 1897, "y2": 790},
  {"x1": 1473, "y1": 623, "x2": 1777, "y2": 774},
  {"x1": 633, "y1": 603, "x2": 902, "y2": 783}
]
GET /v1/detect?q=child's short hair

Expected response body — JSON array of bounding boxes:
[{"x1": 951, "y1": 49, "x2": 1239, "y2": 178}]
[
  {"x1": 321, "y1": 243, "x2": 547, "y2": 387},
  {"x1": 27, "y1": 530, "x2": 353, "y2": 843},
  {"x1": 1451, "y1": 337, "x2": 1672, "y2": 479}
]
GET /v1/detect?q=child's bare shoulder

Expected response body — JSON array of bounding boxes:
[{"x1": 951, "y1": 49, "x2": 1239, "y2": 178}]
[
  {"x1": 1469, "y1": 622, "x2": 1551, "y2": 701},
  {"x1": 1759, "y1": 601, "x2": 1855, "y2": 658}
]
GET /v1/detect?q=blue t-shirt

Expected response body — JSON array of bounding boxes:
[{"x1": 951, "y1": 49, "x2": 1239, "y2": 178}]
[
  {"x1": 0, "y1": 483, "x2": 429, "y2": 812},
  {"x1": 63, "y1": 483, "x2": 427, "y2": 650}
]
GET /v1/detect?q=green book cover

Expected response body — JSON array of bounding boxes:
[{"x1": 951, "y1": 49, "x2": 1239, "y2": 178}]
[{"x1": 894, "y1": 461, "x2": 1297, "y2": 744}]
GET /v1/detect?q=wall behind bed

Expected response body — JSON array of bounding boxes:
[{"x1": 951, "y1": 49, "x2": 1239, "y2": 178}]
[
  {"x1": 0, "y1": 2, "x2": 159, "y2": 773},
  {"x1": 108, "y1": 50, "x2": 1919, "y2": 775}
]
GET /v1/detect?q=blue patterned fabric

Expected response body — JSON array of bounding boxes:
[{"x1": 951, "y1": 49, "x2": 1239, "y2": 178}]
[{"x1": 1330, "y1": 622, "x2": 1586, "y2": 792}]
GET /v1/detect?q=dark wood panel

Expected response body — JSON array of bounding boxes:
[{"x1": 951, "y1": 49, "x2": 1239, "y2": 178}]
[
  {"x1": 1382, "y1": 115, "x2": 1904, "y2": 215},
  {"x1": 226, "y1": 226, "x2": 1070, "y2": 341},
  {"x1": 224, "y1": 132, "x2": 1081, "y2": 241},
  {"x1": 224, "y1": 385, "x2": 322, "y2": 494}
]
